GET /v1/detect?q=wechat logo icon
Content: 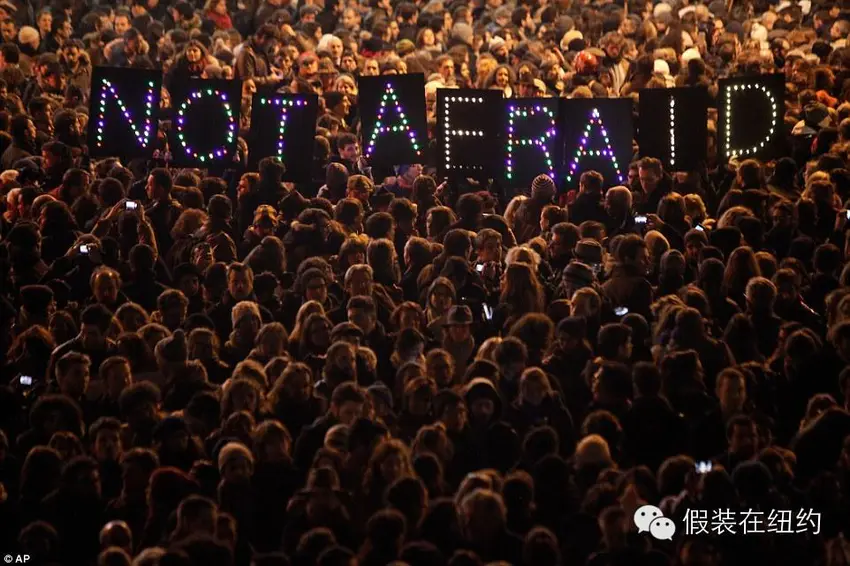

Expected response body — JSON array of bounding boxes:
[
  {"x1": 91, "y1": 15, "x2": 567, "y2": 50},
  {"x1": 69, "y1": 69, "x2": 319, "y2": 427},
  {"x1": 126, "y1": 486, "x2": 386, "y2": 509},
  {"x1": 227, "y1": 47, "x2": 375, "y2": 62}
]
[{"x1": 634, "y1": 504, "x2": 676, "y2": 541}]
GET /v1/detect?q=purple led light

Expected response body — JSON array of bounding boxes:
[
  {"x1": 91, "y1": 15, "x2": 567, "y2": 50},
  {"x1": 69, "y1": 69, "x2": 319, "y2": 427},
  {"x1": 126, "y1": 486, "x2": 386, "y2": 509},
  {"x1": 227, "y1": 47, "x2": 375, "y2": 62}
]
[{"x1": 95, "y1": 77, "x2": 157, "y2": 149}]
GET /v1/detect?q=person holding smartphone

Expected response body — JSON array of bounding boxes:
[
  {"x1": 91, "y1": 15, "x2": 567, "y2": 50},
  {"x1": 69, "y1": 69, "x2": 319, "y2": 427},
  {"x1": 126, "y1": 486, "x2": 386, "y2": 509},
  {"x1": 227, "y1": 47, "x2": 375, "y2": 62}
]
[{"x1": 473, "y1": 228, "x2": 504, "y2": 296}]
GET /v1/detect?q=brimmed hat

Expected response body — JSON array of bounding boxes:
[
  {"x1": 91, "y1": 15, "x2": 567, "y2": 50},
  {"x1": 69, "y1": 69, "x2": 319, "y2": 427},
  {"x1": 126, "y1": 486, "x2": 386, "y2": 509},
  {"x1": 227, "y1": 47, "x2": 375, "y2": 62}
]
[
  {"x1": 452, "y1": 22, "x2": 473, "y2": 45},
  {"x1": 575, "y1": 239, "x2": 603, "y2": 265},
  {"x1": 489, "y1": 36, "x2": 506, "y2": 53},
  {"x1": 444, "y1": 305, "x2": 473, "y2": 326},
  {"x1": 463, "y1": 377, "x2": 502, "y2": 413},
  {"x1": 562, "y1": 261, "x2": 595, "y2": 285},
  {"x1": 433, "y1": 389, "x2": 464, "y2": 417}
]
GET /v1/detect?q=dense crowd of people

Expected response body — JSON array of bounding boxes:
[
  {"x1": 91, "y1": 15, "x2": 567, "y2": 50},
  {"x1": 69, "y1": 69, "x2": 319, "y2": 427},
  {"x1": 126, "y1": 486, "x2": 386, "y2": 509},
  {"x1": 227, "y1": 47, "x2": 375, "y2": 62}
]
[{"x1": 4, "y1": 0, "x2": 850, "y2": 565}]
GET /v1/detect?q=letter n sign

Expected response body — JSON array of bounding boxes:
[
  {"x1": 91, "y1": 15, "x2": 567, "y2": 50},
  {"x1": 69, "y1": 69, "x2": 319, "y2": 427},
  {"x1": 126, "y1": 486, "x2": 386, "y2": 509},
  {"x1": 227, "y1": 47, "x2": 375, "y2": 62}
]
[{"x1": 86, "y1": 66, "x2": 162, "y2": 158}]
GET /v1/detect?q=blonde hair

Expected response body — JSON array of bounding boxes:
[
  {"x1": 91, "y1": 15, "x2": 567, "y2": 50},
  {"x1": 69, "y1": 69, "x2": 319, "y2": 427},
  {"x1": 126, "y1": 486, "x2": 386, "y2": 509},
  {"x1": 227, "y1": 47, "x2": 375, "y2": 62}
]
[
  {"x1": 644, "y1": 230, "x2": 670, "y2": 261},
  {"x1": 231, "y1": 301, "x2": 261, "y2": 327},
  {"x1": 505, "y1": 245, "x2": 541, "y2": 270},
  {"x1": 504, "y1": 195, "x2": 528, "y2": 228},
  {"x1": 476, "y1": 337, "x2": 503, "y2": 361},
  {"x1": 571, "y1": 287, "x2": 601, "y2": 318},
  {"x1": 683, "y1": 194, "x2": 707, "y2": 221},
  {"x1": 575, "y1": 434, "x2": 612, "y2": 466}
]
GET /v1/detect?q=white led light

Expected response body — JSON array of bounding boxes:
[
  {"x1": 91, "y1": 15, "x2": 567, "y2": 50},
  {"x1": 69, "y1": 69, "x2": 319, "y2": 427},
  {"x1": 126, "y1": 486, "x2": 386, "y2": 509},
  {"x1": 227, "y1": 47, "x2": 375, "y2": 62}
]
[
  {"x1": 506, "y1": 104, "x2": 556, "y2": 180},
  {"x1": 724, "y1": 82, "x2": 779, "y2": 159},
  {"x1": 443, "y1": 94, "x2": 486, "y2": 171},
  {"x1": 669, "y1": 96, "x2": 676, "y2": 168}
]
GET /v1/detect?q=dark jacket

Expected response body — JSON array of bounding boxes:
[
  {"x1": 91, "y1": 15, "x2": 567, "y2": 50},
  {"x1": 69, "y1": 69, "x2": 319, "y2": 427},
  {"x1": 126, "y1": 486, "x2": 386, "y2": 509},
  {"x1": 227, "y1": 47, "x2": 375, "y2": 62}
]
[
  {"x1": 235, "y1": 39, "x2": 278, "y2": 86},
  {"x1": 293, "y1": 414, "x2": 338, "y2": 473},
  {"x1": 634, "y1": 174, "x2": 673, "y2": 215},
  {"x1": 601, "y1": 264, "x2": 653, "y2": 319},
  {"x1": 123, "y1": 272, "x2": 171, "y2": 314},
  {"x1": 145, "y1": 199, "x2": 183, "y2": 256},
  {"x1": 504, "y1": 394, "x2": 576, "y2": 456},
  {"x1": 622, "y1": 395, "x2": 686, "y2": 470},
  {"x1": 569, "y1": 191, "x2": 608, "y2": 225}
]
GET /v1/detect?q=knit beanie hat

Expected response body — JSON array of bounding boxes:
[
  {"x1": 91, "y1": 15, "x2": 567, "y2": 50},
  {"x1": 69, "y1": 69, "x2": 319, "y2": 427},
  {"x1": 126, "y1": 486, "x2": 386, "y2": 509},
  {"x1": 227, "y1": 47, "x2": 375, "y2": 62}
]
[
  {"x1": 562, "y1": 261, "x2": 595, "y2": 285},
  {"x1": 681, "y1": 47, "x2": 702, "y2": 64},
  {"x1": 532, "y1": 174, "x2": 556, "y2": 198},
  {"x1": 451, "y1": 22, "x2": 473, "y2": 46},
  {"x1": 217, "y1": 441, "x2": 254, "y2": 473},
  {"x1": 155, "y1": 329, "x2": 187, "y2": 365}
]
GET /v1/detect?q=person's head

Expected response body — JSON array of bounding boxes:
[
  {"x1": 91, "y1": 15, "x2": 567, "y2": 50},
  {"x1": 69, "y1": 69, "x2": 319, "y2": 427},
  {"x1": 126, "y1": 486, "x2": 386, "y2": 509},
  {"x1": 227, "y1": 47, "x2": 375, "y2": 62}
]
[
  {"x1": 615, "y1": 234, "x2": 650, "y2": 274},
  {"x1": 828, "y1": 317, "x2": 850, "y2": 364},
  {"x1": 330, "y1": 382, "x2": 367, "y2": 425},
  {"x1": 56, "y1": 352, "x2": 91, "y2": 399},
  {"x1": 337, "y1": 132, "x2": 359, "y2": 161},
  {"x1": 80, "y1": 304, "x2": 113, "y2": 349},
  {"x1": 346, "y1": 295, "x2": 377, "y2": 335},
  {"x1": 231, "y1": 301, "x2": 261, "y2": 343},
  {"x1": 745, "y1": 276, "x2": 777, "y2": 314},
  {"x1": 10, "y1": 113, "x2": 36, "y2": 145},
  {"x1": 727, "y1": 415, "x2": 758, "y2": 459},
  {"x1": 217, "y1": 442, "x2": 254, "y2": 483},
  {"x1": 444, "y1": 305, "x2": 473, "y2": 343},
  {"x1": 146, "y1": 168, "x2": 172, "y2": 201},
  {"x1": 519, "y1": 367, "x2": 553, "y2": 406},
  {"x1": 99, "y1": 356, "x2": 132, "y2": 401},
  {"x1": 175, "y1": 494, "x2": 217, "y2": 539},
  {"x1": 343, "y1": 262, "x2": 372, "y2": 296},
  {"x1": 579, "y1": 170, "x2": 604, "y2": 194},
  {"x1": 60, "y1": 456, "x2": 101, "y2": 499},
  {"x1": 597, "y1": 323, "x2": 633, "y2": 362},
  {"x1": 0, "y1": 21, "x2": 17, "y2": 44},
  {"x1": 638, "y1": 157, "x2": 663, "y2": 192},
  {"x1": 118, "y1": 382, "x2": 161, "y2": 429},
  {"x1": 113, "y1": 11, "x2": 130, "y2": 34},
  {"x1": 90, "y1": 417, "x2": 123, "y2": 463},
  {"x1": 604, "y1": 186, "x2": 632, "y2": 218},
  {"x1": 591, "y1": 361, "x2": 632, "y2": 406},
  {"x1": 460, "y1": 488, "x2": 507, "y2": 540},
  {"x1": 99, "y1": 521, "x2": 133, "y2": 555},
  {"x1": 226, "y1": 263, "x2": 253, "y2": 301},
  {"x1": 716, "y1": 368, "x2": 747, "y2": 415},
  {"x1": 18, "y1": 25, "x2": 39, "y2": 50}
]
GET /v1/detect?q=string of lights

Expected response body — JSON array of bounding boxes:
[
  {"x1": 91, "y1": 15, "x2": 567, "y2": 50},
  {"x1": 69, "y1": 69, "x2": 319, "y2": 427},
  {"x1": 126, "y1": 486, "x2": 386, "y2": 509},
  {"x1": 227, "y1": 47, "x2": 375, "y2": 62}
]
[
  {"x1": 506, "y1": 104, "x2": 556, "y2": 181},
  {"x1": 566, "y1": 107, "x2": 624, "y2": 184},
  {"x1": 365, "y1": 83, "x2": 421, "y2": 159},
  {"x1": 94, "y1": 78, "x2": 157, "y2": 150},
  {"x1": 175, "y1": 88, "x2": 237, "y2": 163}
]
